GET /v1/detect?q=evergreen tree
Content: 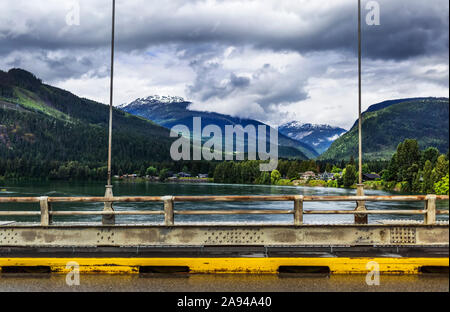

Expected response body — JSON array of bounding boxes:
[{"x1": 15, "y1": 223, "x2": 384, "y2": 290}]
[
  {"x1": 421, "y1": 147, "x2": 440, "y2": 167},
  {"x1": 349, "y1": 156, "x2": 355, "y2": 167},
  {"x1": 343, "y1": 165, "x2": 357, "y2": 188},
  {"x1": 159, "y1": 168, "x2": 169, "y2": 182},
  {"x1": 287, "y1": 162, "x2": 300, "y2": 179},
  {"x1": 434, "y1": 155, "x2": 449, "y2": 181},
  {"x1": 422, "y1": 160, "x2": 434, "y2": 194}
]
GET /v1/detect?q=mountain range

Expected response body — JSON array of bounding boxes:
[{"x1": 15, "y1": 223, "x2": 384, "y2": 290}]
[
  {"x1": 119, "y1": 96, "x2": 319, "y2": 159},
  {"x1": 278, "y1": 122, "x2": 347, "y2": 155},
  {"x1": 1, "y1": 68, "x2": 448, "y2": 166}
]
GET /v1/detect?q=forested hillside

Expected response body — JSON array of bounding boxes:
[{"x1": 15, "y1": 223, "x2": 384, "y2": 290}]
[
  {"x1": 320, "y1": 98, "x2": 449, "y2": 161},
  {"x1": 0, "y1": 68, "x2": 173, "y2": 179}
]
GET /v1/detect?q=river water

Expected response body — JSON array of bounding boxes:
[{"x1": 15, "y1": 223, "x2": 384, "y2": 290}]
[{"x1": 0, "y1": 181, "x2": 448, "y2": 224}]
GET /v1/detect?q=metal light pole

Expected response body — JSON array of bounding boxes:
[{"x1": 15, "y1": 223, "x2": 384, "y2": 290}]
[
  {"x1": 103, "y1": 0, "x2": 116, "y2": 225},
  {"x1": 355, "y1": 0, "x2": 367, "y2": 224}
]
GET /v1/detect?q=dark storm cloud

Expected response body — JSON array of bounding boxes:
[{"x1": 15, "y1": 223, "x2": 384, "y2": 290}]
[
  {"x1": 126, "y1": 0, "x2": 447, "y2": 61},
  {"x1": 0, "y1": 49, "x2": 110, "y2": 82},
  {"x1": 0, "y1": 0, "x2": 447, "y2": 127},
  {"x1": 230, "y1": 73, "x2": 250, "y2": 88},
  {"x1": 0, "y1": 0, "x2": 447, "y2": 61},
  {"x1": 186, "y1": 62, "x2": 250, "y2": 102},
  {"x1": 110, "y1": 0, "x2": 448, "y2": 62}
]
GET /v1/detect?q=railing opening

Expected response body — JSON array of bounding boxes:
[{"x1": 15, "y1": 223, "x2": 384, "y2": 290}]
[
  {"x1": 1, "y1": 266, "x2": 51, "y2": 274},
  {"x1": 419, "y1": 266, "x2": 449, "y2": 274},
  {"x1": 139, "y1": 266, "x2": 190, "y2": 274},
  {"x1": 278, "y1": 266, "x2": 330, "y2": 275}
]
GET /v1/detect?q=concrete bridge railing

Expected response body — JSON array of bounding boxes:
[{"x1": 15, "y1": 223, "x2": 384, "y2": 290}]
[{"x1": 0, "y1": 195, "x2": 448, "y2": 226}]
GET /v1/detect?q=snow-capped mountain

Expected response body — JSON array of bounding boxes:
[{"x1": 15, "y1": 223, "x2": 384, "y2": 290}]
[
  {"x1": 119, "y1": 95, "x2": 186, "y2": 108},
  {"x1": 278, "y1": 122, "x2": 347, "y2": 155},
  {"x1": 119, "y1": 95, "x2": 320, "y2": 159}
]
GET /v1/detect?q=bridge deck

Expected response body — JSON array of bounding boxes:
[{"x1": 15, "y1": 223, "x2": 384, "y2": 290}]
[{"x1": 1, "y1": 195, "x2": 448, "y2": 274}]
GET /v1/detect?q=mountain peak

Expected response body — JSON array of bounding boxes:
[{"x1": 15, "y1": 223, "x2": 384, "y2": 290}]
[
  {"x1": 119, "y1": 95, "x2": 190, "y2": 111},
  {"x1": 124, "y1": 95, "x2": 187, "y2": 106},
  {"x1": 279, "y1": 122, "x2": 347, "y2": 155},
  {"x1": 118, "y1": 95, "x2": 319, "y2": 159},
  {"x1": 143, "y1": 95, "x2": 186, "y2": 103},
  {"x1": 280, "y1": 121, "x2": 339, "y2": 130}
]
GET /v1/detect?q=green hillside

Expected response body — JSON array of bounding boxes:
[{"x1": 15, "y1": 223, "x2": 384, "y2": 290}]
[
  {"x1": 320, "y1": 98, "x2": 449, "y2": 161},
  {"x1": 0, "y1": 68, "x2": 174, "y2": 179}
]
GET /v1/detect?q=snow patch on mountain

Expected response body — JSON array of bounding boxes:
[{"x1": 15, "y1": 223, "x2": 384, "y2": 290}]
[
  {"x1": 119, "y1": 95, "x2": 187, "y2": 108},
  {"x1": 278, "y1": 122, "x2": 347, "y2": 155}
]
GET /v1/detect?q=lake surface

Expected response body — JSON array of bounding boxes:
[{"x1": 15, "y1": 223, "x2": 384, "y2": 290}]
[{"x1": 0, "y1": 181, "x2": 448, "y2": 224}]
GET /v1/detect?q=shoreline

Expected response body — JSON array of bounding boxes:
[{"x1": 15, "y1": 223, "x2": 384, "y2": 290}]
[
  {"x1": 291, "y1": 179, "x2": 405, "y2": 192},
  {"x1": 0, "y1": 178, "x2": 434, "y2": 196},
  {"x1": 113, "y1": 177, "x2": 214, "y2": 184}
]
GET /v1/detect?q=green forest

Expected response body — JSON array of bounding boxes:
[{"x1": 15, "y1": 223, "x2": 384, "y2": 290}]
[
  {"x1": 320, "y1": 98, "x2": 449, "y2": 160},
  {"x1": 211, "y1": 139, "x2": 449, "y2": 195},
  {"x1": 1, "y1": 68, "x2": 173, "y2": 180}
]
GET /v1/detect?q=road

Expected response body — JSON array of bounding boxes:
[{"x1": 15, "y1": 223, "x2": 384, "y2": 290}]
[{"x1": 0, "y1": 273, "x2": 448, "y2": 292}]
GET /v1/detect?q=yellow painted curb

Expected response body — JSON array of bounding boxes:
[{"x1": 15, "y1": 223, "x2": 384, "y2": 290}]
[{"x1": 0, "y1": 257, "x2": 448, "y2": 275}]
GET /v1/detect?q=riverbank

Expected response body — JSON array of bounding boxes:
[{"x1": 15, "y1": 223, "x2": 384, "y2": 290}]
[
  {"x1": 112, "y1": 177, "x2": 409, "y2": 194},
  {"x1": 113, "y1": 177, "x2": 214, "y2": 184},
  {"x1": 0, "y1": 176, "x2": 443, "y2": 195},
  {"x1": 289, "y1": 179, "x2": 406, "y2": 192}
]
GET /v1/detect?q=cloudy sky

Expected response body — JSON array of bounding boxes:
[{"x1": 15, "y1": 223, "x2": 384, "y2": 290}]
[{"x1": 0, "y1": 0, "x2": 448, "y2": 129}]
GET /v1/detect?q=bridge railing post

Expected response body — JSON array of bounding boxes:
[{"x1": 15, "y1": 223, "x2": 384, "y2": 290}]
[
  {"x1": 354, "y1": 184, "x2": 368, "y2": 224},
  {"x1": 425, "y1": 195, "x2": 437, "y2": 225},
  {"x1": 40, "y1": 196, "x2": 52, "y2": 226},
  {"x1": 163, "y1": 196, "x2": 174, "y2": 226},
  {"x1": 294, "y1": 195, "x2": 304, "y2": 226},
  {"x1": 103, "y1": 185, "x2": 115, "y2": 225}
]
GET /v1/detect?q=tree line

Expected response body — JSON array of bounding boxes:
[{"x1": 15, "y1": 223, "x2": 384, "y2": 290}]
[
  {"x1": 1, "y1": 135, "x2": 448, "y2": 195},
  {"x1": 211, "y1": 139, "x2": 449, "y2": 195},
  {"x1": 381, "y1": 139, "x2": 449, "y2": 194}
]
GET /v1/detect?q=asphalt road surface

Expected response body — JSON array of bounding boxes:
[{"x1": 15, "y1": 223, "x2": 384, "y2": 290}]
[{"x1": 0, "y1": 273, "x2": 448, "y2": 292}]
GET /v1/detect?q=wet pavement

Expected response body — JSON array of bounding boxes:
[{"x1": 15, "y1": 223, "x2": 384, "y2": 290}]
[{"x1": 0, "y1": 273, "x2": 448, "y2": 292}]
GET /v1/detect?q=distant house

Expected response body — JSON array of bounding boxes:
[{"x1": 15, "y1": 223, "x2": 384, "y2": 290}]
[
  {"x1": 318, "y1": 172, "x2": 335, "y2": 181},
  {"x1": 178, "y1": 172, "x2": 191, "y2": 178},
  {"x1": 363, "y1": 173, "x2": 381, "y2": 181},
  {"x1": 300, "y1": 171, "x2": 316, "y2": 180},
  {"x1": 198, "y1": 174, "x2": 209, "y2": 179}
]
